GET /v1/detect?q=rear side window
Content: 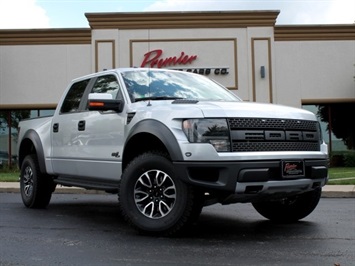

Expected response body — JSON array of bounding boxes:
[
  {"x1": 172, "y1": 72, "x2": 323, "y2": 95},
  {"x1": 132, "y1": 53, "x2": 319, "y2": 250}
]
[{"x1": 61, "y1": 79, "x2": 90, "y2": 113}]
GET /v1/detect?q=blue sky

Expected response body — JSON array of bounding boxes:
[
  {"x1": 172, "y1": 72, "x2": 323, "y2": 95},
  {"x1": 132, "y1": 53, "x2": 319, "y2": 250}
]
[{"x1": 0, "y1": 0, "x2": 354, "y2": 29}]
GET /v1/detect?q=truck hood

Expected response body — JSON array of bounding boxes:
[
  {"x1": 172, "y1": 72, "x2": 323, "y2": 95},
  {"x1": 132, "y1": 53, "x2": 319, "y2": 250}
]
[
  {"x1": 196, "y1": 101, "x2": 316, "y2": 120},
  {"x1": 131, "y1": 100, "x2": 316, "y2": 121}
]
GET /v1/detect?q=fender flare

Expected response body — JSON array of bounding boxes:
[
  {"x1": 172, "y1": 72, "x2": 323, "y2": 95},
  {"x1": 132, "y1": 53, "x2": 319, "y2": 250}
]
[
  {"x1": 19, "y1": 129, "x2": 46, "y2": 174},
  {"x1": 126, "y1": 119, "x2": 183, "y2": 161}
]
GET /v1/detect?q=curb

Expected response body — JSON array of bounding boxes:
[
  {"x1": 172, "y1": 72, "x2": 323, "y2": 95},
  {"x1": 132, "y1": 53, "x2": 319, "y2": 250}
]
[
  {"x1": 0, "y1": 183, "x2": 105, "y2": 195},
  {"x1": 321, "y1": 185, "x2": 355, "y2": 198},
  {"x1": 0, "y1": 182, "x2": 354, "y2": 198}
]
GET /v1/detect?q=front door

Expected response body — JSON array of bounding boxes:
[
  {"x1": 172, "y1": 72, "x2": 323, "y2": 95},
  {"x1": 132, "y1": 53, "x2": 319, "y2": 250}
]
[{"x1": 69, "y1": 74, "x2": 125, "y2": 181}]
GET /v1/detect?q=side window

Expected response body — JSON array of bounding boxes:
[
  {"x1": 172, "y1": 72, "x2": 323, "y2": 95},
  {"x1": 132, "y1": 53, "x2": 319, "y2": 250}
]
[
  {"x1": 91, "y1": 75, "x2": 122, "y2": 100},
  {"x1": 61, "y1": 79, "x2": 90, "y2": 114}
]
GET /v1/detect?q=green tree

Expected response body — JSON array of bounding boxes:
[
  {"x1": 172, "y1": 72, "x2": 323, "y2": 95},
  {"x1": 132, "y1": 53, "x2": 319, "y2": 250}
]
[
  {"x1": 0, "y1": 110, "x2": 30, "y2": 130},
  {"x1": 317, "y1": 103, "x2": 355, "y2": 150}
]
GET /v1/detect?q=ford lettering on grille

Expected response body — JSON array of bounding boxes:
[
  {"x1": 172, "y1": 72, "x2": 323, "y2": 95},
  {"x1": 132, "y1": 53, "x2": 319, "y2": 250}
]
[{"x1": 228, "y1": 118, "x2": 320, "y2": 152}]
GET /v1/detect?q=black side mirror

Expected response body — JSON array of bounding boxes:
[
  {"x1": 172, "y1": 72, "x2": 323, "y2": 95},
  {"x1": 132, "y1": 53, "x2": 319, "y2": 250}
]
[{"x1": 88, "y1": 93, "x2": 124, "y2": 112}]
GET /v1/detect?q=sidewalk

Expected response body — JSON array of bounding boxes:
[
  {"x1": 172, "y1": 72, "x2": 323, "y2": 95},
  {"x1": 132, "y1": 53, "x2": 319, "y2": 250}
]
[{"x1": 0, "y1": 182, "x2": 354, "y2": 198}]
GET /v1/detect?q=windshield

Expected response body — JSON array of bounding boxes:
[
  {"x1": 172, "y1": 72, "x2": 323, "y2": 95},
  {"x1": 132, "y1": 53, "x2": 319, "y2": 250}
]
[{"x1": 120, "y1": 69, "x2": 241, "y2": 102}]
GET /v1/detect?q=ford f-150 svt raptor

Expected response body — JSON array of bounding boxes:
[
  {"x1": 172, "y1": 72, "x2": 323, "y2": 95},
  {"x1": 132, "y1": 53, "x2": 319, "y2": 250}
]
[{"x1": 17, "y1": 68, "x2": 328, "y2": 236}]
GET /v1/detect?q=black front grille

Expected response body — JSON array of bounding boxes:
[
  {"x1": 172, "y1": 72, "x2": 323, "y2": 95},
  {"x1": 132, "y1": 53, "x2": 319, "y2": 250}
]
[
  {"x1": 232, "y1": 142, "x2": 320, "y2": 152},
  {"x1": 227, "y1": 118, "x2": 320, "y2": 152},
  {"x1": 228, "y1": 118, "x2": 317, "y2": 131}
]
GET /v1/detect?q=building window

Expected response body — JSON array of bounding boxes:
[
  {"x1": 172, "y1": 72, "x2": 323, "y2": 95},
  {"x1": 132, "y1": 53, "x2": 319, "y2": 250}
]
[{"x1": 0, "y1": 109, "x2": 55, "y2": 170}]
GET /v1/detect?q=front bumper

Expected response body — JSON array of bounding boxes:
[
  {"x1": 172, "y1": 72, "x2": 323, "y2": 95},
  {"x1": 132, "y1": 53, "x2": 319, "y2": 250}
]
[{"x1": 173, "y1": 159, "x2": 328, "y2": 196}]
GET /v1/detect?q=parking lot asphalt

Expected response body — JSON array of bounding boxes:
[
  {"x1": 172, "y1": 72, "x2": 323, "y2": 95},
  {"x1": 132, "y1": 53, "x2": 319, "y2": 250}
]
[{"x1": 0, "y1": 182, "x2": 354, "y2": 197}]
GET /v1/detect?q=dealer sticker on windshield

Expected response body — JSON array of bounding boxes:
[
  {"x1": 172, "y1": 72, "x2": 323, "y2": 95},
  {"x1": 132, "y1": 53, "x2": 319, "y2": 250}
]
[{"x1": 282, "y1": 160, "x2": 305, "y2": 178}]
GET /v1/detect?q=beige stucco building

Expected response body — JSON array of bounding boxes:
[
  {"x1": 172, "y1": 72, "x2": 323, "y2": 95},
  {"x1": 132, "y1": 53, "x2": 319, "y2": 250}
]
[{"x1": 0, "y1": 10, "x2": 354, "y2": 164}]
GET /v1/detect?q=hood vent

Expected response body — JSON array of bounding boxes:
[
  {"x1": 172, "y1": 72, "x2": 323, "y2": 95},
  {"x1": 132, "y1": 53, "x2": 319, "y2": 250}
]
[{"x1": 172, "y1": 99, "x2": 199, "y2": 104}]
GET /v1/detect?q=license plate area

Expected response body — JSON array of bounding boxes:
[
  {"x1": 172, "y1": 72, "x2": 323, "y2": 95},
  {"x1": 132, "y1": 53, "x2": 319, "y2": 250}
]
[{"x1": 282, "y1": 160, "x2": 305, "y2": 178}]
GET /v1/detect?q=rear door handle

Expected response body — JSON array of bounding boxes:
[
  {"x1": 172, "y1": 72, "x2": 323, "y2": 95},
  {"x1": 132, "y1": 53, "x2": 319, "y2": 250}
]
[{"x1": 78, "y1": 120, "x2": 86, "y2": 131}]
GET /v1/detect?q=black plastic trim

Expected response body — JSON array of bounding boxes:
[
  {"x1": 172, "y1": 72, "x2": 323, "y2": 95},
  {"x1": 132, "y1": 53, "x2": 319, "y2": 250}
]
[
  {"x1": 173, "y1": 159, "x2": 328, "y2": 192},
  {"x1": 20, "y1": 129, "x2": 46, "y2": 174},
  {"x1": 126, "y1": 119, "x2": 183, "y2": 161}
]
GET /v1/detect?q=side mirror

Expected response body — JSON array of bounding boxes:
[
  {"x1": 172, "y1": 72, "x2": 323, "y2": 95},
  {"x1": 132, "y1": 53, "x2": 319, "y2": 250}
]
[{"x1": 88, "y1": 93, "x2": 124, "y2": 112}]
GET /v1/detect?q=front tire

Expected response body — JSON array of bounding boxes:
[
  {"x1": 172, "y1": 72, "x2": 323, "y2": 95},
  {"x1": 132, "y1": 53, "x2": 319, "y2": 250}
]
[
  {"x1": 119, "y1": 152, "x2": 195, "y2": 236},
  {"x1": 20, "y1": 154, "x2": 56, "y2": 209},
  {"x1": 252, "y1": 188, "x2": 322, "y2": 223}
]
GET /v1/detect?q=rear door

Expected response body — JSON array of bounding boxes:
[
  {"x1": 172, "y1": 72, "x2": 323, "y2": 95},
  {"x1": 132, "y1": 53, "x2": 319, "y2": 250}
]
[{"x1": 51, "y1": 78, "x2": 92, "y2": 176}]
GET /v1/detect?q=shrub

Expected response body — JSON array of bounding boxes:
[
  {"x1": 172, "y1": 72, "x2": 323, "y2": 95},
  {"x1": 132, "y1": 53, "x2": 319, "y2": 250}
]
[
  {"x1": 344, "y1": 152, "x2": 355, "y2": 167},
  {"x1": 330, "y1": 151, "x2": 355, "y2": 167},
  {"x1": 0, "y1": 162, "x2": 19, "y2": 173}
]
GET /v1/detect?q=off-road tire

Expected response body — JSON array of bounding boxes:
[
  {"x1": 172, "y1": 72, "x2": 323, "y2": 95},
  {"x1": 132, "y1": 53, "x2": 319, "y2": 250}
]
[
  {"x1": 119, "y1": 152, "x2": 195, "y2": 236},
  {"x1": 252, "y1": 188, "x2": 322, "y2": 223},
  {"x1": 20, "y1": 154, "x2": 56, "y2": 208}
]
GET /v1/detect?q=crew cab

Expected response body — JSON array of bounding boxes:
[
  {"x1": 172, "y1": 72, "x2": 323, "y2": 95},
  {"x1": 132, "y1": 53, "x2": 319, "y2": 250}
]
[{"x1": 17, "y1": 68, "x2": 328, "y2": 236}]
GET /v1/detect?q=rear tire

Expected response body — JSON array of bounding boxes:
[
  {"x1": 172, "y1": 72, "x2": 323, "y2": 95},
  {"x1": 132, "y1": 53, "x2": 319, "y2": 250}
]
[
  {"x1": 252, "y1": 188, "x2": 322, "y2": 223},
  {"x1": 20, "y1": 154, "x2": 56, "y2": 209},
  {"x1": 119, "y1": 152, "x2": 195, "y2": 236}
]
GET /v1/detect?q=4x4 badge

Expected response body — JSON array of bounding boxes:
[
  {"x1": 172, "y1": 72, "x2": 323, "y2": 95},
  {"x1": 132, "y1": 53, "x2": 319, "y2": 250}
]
[{"x1": 111, "y1": 152, "x2": 120, "y2": 158}]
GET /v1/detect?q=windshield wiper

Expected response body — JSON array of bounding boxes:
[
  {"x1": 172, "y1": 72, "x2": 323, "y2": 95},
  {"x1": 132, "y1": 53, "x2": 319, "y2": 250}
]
[{"x1": 134, "y1": 96, "x2": 184, "y2": 102}]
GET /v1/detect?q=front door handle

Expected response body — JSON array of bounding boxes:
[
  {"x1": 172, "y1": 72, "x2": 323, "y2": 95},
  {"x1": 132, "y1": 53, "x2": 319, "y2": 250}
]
[
  {"x1": 78, "y1": 120, "x2": 86, "y2": 131},
  {"x1": 53, "y1": 123, "x2": 59, "y2": 133}
]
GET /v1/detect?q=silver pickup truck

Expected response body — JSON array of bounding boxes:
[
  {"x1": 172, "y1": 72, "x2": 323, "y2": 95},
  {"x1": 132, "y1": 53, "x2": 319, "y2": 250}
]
[{"x1": 17, "y1": 68, "x2": 328, "y2": 236}]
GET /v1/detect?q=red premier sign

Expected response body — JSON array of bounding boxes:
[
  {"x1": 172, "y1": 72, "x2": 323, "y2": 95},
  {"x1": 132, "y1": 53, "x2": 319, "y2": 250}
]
[{"x1": 140, "y1": 49, "x2": 197, "y2": 68}]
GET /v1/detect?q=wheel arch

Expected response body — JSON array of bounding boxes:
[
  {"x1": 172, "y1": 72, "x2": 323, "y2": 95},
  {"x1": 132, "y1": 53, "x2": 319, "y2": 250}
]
[
  {"x1": 18, "y1": 130, "x2": 46, "y2": 174},
  {"x1": 122, "y1": 119, "x2": 183, "y2": 170}
]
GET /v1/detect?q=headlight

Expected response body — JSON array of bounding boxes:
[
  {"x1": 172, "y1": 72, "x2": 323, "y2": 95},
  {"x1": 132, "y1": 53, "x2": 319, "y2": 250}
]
[{"x1": 182, "y1": 119, "x2": 231, "y2": 152}]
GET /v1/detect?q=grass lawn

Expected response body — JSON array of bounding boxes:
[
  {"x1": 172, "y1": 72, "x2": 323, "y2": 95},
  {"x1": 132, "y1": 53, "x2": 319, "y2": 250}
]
[
  {"x1": 0, "y1": 171, "x2": 19, "y2": 182},
  {"x1": 1, "y1": 167, "x2": 354, "y2": 185},
  {"x1": 327, "y1": 167, "x2": 355, "y2": 185}
]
